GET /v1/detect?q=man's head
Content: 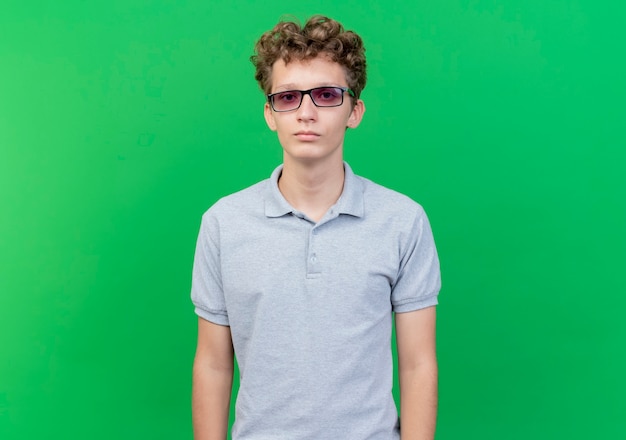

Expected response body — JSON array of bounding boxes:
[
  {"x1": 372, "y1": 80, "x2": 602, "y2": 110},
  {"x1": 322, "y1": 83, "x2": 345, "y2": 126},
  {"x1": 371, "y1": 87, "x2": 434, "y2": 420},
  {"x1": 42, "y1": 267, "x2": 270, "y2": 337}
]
[
  {"x1": 251, "y1": 15, "x2": 367, "y2": 100},
  {"x1": 252, "y1": 16, "x2": 367, "y2": 165}
]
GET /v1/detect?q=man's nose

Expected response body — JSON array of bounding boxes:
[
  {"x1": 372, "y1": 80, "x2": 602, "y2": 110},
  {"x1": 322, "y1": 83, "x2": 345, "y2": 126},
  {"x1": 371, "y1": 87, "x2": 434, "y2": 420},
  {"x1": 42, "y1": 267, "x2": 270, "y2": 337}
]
[{"x1": 296, "y1": 93, "x2": 317, "y2": 120}]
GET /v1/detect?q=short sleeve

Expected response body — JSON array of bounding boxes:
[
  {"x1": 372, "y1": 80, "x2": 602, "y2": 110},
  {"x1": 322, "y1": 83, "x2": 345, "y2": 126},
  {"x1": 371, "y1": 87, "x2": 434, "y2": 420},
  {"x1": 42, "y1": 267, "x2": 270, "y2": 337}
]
[
  {"x1": 191, "y1": 211, "x2": 230, "y2": 326},
  {"x1": 391, "y1": 206, "x2": 441, "y2": 313}
]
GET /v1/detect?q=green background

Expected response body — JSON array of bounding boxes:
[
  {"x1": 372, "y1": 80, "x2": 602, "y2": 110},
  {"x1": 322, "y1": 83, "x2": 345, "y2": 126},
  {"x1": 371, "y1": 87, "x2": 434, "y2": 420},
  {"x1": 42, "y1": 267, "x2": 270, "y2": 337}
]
[{"x1": 1, "y1": 0, "x2": 624, "y2": 438}]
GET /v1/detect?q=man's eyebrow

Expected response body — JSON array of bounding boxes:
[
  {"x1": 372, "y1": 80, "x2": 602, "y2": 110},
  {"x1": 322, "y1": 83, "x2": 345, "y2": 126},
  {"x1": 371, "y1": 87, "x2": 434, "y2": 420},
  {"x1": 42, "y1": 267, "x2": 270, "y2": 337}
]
[
  {"x1": 273, "y1": 83, "x2": 343, "y2": 92},
  {"x1": 274, "y1": 83, "x2": 298, "y2": 91}
]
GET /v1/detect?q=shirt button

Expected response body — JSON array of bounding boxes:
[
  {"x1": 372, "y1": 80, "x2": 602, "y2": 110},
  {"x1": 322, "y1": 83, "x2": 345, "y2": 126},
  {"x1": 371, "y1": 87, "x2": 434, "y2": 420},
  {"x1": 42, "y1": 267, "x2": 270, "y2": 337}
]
[{"x1": 310, "y1": 255, "x2": 317, "y2": 263}]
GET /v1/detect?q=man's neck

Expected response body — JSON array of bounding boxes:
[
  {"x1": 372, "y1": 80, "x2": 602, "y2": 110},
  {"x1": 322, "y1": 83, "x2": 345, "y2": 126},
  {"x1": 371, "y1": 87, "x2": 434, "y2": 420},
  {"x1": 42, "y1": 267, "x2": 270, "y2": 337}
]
[{"x1": 278, "y1": 157, "x2": 345, "y2": 223}]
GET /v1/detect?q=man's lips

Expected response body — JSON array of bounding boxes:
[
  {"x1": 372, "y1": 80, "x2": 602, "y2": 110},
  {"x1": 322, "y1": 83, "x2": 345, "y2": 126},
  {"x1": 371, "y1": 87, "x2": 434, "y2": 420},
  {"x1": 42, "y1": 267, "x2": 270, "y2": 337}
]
[{"x1": 295, "y1": 131, "x2": 320, "y2": 141}]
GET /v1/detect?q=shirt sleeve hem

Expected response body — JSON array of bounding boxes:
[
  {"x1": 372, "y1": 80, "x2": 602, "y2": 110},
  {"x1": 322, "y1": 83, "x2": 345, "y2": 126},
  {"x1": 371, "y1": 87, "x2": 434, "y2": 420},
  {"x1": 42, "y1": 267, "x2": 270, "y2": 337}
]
[
  {"x1": 392, "y1": 294, "x2": 439, "y2": 313},
  {"x1": 194, "y1": 306, "x2": 230, "y2": 326}
]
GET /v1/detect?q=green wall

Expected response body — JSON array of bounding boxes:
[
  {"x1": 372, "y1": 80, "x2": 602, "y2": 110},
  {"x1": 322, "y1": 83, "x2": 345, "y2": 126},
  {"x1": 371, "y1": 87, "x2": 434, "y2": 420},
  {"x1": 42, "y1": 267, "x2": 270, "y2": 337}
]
[{"x1": 1, "y1": 1, "x2": 624, "y2": 438}]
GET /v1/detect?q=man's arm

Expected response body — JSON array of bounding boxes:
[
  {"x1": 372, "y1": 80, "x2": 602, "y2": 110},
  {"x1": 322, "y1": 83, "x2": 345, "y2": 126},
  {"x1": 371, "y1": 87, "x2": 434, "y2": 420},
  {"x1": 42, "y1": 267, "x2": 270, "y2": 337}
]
[
  {"x1": 192, "y1": 317, "x2": 234, "y2": 440},
  {"x1": 395, "y1": 306, "x2": 438, "y2": 440}
]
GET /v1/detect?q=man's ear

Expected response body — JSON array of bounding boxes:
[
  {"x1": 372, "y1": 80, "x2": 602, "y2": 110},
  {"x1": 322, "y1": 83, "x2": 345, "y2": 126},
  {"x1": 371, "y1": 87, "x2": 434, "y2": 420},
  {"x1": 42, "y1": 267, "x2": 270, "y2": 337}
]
[
  {"x1": 264, "y1": 102, "x2": 277, "y2": 131},
  {"x1": 347, "y1": 99, "x2": 366, "y2": 129}
]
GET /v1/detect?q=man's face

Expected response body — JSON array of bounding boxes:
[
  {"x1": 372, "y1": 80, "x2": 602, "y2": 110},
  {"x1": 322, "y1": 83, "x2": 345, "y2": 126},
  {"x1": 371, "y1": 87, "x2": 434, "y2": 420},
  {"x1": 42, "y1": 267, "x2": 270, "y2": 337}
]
[{"x1": 264, "y1": 56, "x2": 365, "y2": 165}]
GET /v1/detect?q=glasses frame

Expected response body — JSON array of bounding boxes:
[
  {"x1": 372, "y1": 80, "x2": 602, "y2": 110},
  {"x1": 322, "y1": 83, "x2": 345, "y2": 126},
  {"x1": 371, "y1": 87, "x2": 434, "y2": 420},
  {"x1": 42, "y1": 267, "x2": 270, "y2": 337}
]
[{"x1": 267, "y1": 86, "x2": 356, "y2": 112}]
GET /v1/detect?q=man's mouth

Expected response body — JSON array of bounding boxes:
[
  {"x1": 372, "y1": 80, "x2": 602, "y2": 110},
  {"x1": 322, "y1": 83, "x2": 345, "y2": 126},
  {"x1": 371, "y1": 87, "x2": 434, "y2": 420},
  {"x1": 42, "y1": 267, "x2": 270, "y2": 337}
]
[{"x1": 295, "y1": 131, "x2": 320, "y2": 141}]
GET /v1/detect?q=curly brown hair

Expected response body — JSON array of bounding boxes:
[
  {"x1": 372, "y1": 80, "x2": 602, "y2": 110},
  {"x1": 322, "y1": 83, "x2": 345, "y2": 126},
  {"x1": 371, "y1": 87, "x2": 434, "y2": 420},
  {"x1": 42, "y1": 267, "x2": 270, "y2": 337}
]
[{"x1": 251, "y1": 15, "x2": 367, "y2": 99}]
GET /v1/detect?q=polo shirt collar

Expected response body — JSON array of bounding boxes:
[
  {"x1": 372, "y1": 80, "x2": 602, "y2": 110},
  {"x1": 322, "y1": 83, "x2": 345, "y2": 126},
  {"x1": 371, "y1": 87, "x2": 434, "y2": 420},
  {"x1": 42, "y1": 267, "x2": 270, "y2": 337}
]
[{"x1": 264, "y1": 162, "x2": 364, "y2": 218}]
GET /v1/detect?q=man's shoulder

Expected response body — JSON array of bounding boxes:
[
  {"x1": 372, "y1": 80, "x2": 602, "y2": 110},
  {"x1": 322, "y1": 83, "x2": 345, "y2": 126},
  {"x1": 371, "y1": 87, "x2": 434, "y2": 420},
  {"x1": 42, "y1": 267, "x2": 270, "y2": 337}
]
[
  {"x1": 356, "y1": 174, "x2": 426, "y2": 218},
  {"x1": 203, "y1": 178, "x2": 269, "y2": 220}
]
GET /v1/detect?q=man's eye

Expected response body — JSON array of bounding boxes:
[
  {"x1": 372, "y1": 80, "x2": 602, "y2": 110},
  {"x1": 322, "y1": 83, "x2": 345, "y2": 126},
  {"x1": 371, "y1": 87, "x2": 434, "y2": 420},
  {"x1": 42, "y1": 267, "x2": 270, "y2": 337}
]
[
  {"x1": 316, "y1": 88, "x2": 340, "y2": 101},
  {"x1": 277, "y1": 93, "x2": 298, "y2": 101}
]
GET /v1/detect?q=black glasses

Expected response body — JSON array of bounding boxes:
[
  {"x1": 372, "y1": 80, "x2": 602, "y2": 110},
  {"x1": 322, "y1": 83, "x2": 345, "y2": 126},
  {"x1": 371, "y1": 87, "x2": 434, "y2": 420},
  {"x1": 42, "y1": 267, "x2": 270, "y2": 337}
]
[{"x1": 267, "y1": 86, "x2": 355, "y2": 112}]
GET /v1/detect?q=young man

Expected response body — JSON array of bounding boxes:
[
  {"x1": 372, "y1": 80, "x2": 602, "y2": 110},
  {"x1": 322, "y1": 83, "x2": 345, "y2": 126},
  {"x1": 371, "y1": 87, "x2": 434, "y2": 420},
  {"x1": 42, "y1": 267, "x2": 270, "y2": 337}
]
[{"x1": 191, "y1": 16, "x2": 441, "y2": 440}]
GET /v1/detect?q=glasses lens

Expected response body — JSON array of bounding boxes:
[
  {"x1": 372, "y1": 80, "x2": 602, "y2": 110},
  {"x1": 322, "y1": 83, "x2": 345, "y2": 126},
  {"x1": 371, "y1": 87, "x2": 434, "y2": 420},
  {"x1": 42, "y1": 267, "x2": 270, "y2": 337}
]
[
  {"x1": 311, "y1": 87, "x2": 344, "y2": 107},
  {"x1": 272, "y1": 91, "x2": 303, "y2": 111}
]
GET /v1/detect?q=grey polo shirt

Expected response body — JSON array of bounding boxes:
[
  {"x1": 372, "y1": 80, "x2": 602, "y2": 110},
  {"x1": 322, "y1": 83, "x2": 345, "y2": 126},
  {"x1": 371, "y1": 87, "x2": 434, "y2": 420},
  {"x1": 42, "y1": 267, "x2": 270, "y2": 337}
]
[{"x1": 191, "y1": 162, "x2": 441, "y2": 440}]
